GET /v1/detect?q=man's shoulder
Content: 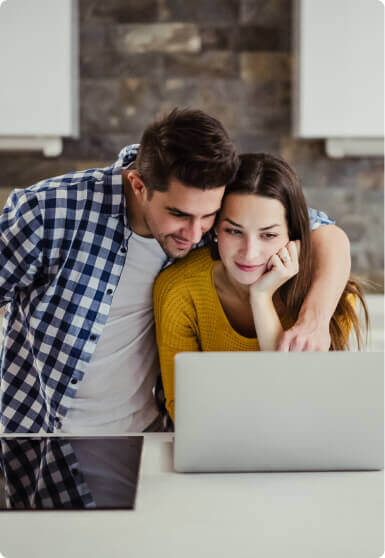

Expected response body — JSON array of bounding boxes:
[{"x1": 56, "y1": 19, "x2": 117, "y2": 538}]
[
  {"x1": 26, "y1": 166, "x2": 109, "y2": 197},
  {"x1": 11, "y1": 144, "x2": 139, "y2": 208},
  {"x1": 0, "y1": 166, "x2": 117, "y2": 228},
  {"x1": 154, "y1": 247, "x2": 213, "y2": 298}
]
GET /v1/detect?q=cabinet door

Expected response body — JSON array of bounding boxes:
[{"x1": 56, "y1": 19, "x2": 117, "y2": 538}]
[
  {"x1": 293, "y1": 0, "x2": 383, "y2": 138},
  {"x1": 0, "y1": 0, "x2": 78, "y2": 137}
]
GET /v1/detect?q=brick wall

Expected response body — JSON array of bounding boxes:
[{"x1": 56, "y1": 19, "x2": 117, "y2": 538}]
[{"x1": 0, "y1": 0, "x2": 383, "y2": 289}]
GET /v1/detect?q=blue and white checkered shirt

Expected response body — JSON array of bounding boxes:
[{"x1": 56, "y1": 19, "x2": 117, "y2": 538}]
[{"x1": 0, "y1": 145, "x2": 334, "y2": 433}]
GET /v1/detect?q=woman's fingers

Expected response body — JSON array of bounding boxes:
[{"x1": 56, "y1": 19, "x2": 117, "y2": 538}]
[
  {"x1": 267, "y1": 242, "x2": 299, "y2": 277},
  {"x1": 287, "y1": 241, "x2": 299, "y2": 272},
  {"x1": 294, "y1": 239, "x2": 301, "y2": 258},
  {"x1": 269, "y1": 253, "x2": 284, "y2": 270},
  {"x1": 251, "y1": 243, "x2": 299, "y2": 296},
  {"x1": 266, "y1": 253, "x2": 279, "y2": 271},
  {"x1": 271, "y1": 241, "x2": 299, "y2": 270},
  {"x1": 287, "y1": 241, "x2": 298, "y2": 261},
  {"x1": 278, "y1": 247, "x2": 290, "y2": 264},
  {"x1": 273, "y1": 242, "x2": 299, "y2": 279}
]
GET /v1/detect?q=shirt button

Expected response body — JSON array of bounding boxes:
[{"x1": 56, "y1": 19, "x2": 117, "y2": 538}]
[
  {"x1": 70, "y1": 378, "x2": 78, "y2": 385},
  {"x1": 71, "y1": 468, "x2": 79, "y2": 477},
  {"x1": 106, "y1": 288, "x2": 113, "y2": 295},
  {"x1": 120, "y1": 246, "x2": 127, "y2": 253},
  {"x1": 54, "y1": 417, "x2": 62, "y2": 429},
  {"x1": 90, "y1": 334, "x2": 97, "y2": 341}
]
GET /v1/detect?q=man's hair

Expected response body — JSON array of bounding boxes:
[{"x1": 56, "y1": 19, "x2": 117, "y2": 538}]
[{"x1": 135, "y1": 108, "x2": 239, "y2": 195}]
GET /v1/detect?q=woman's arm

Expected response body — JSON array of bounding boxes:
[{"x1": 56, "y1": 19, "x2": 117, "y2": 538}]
[
  {"x1": 153, "y1": 277, "x2": 200, "y2": 423},
  {"x1": 249, "y1": 242, "x2": 299, "y2": 350},
  {"x1": 250, "y1": 294, "x2": 283, "y2": 350},
  {"x1": 277, "y1": 225, "x2": 351, "y2": 351}
]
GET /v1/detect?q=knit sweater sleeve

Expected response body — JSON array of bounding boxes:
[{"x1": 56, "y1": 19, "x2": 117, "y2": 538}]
[{"x1": 153, "y1": 271, "x2": 200, "y2": 423}]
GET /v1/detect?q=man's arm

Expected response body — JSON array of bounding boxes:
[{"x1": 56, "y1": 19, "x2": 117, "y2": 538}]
[
  {"x1": 0, "y1": 189, "x2": 44, "y2": 307},
  {"x1": 278, "y1": 224, "x2": 351, "y2": 351}
]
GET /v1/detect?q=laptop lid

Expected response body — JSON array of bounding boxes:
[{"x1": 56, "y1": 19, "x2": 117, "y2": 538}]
[{"x1": 174, "y1": 352, "x2": 384, "y2": 472}]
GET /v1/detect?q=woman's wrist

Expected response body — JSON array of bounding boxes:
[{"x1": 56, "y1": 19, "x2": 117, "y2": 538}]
[
  {"x1": 250, "y1": 291, "x2": 283, "y2": 351},
  {"x1": 249, "y1": 290, "x2": 274, "y2": 306},
  {"x1": 250, "y1": 292, "x2": 277, "y2": 320}
]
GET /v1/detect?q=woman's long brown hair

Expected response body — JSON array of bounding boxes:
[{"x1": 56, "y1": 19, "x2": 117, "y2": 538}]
[{"x1": 210, "y1": 153, "x2": 369, "y2": 350}]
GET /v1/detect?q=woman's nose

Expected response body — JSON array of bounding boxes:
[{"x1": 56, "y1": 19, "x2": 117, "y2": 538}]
[{"x1": 241, "y1": 237, "x2": 261, "y2": 260}]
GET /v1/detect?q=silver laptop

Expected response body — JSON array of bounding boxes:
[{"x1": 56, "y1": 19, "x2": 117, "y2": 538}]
[{"x1": 174, "y1": 352, "x2": 384, "y2": 472}]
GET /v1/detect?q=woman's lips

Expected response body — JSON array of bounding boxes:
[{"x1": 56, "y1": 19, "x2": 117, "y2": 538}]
[{"x1": 235, "y1": 262, "x2": 264, "y2": 272}]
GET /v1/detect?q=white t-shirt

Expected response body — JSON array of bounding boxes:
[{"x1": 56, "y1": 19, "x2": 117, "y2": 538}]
[{"x1": 61, "y1": 232, "x2": 168, "y2": 433}]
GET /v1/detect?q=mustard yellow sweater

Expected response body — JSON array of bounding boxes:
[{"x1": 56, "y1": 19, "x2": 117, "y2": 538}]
[{"x1": 153, "y1": 247, "x2": 294, "y2": 422}]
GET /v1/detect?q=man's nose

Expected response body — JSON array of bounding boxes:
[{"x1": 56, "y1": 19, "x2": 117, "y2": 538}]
[{"x1": 185, "y1": 219, "x2": 203, "y2": 245}]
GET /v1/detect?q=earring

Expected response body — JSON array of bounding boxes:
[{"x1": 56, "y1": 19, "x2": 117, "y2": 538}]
[{"x1": 213, "y1": 236, "x2": 218, "y2": 243}]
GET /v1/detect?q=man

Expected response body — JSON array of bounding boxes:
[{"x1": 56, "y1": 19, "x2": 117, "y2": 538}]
[{"x1": 0, "y1": 108, "x2": 350, "y2": 433}]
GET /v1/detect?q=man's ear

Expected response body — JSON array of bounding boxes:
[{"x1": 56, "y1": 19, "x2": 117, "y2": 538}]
[{"x1": 125, "y1": 170, "x2": 148, "y2": 200}]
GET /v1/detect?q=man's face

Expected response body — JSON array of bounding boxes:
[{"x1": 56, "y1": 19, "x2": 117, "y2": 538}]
[{"x1": 141, "y1": 178, "x2": 225, "y2": 258}]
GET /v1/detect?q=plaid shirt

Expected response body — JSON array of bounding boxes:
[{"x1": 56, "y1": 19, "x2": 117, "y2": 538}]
[{"x1": 0, "y1": 145, "x2": 334, "y2": 433}]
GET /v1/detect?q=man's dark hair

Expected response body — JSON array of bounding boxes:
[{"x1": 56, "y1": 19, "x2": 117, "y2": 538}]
[{"x1": 135, "y1": 108, "x2": 239, "y2": 196}]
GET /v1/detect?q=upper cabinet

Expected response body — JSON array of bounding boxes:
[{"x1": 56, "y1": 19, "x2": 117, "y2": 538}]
[
  {"x1": 293, "y1": 0, "x2": 384, "y2": 157},
  {"x1": 0, "y1": 0, "x2": 79, "y2": 156}
]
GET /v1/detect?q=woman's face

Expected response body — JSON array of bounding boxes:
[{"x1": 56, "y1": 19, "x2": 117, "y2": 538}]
[{"x1": 215, "y1": 193, "x2": 290, "y2": 285}]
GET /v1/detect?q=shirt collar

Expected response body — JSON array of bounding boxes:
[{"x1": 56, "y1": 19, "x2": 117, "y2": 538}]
[{"x1": 97, "y1": 144, "x2": 140, "y2": 217}]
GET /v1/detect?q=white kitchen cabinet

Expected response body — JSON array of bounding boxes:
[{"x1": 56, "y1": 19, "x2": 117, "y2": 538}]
[
  {"x1": 293, "y1": 0, "x2": 384, "y2": 157},
  {"x1": 0, "y1": 0, "x2": 79, "y2": 156}
]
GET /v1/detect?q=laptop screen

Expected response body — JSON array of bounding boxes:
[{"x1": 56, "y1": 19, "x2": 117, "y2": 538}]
[{"x1": 0, "y1": 436, "x2": 143, "y2": 510}]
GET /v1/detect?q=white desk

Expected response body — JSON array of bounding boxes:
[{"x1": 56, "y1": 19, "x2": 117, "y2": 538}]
[{"x1": 0, "y1": 434, "x2": 383, "y2": 558}]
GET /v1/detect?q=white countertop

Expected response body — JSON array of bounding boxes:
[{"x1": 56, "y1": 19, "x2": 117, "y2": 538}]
[{"x1": 0, "y1": 434, "x2": 383, "y2": 558}]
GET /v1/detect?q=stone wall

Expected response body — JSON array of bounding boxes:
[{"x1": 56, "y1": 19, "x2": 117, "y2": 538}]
[{"x1": 0, "y1": 0, "x2": 383, "y2": 289}]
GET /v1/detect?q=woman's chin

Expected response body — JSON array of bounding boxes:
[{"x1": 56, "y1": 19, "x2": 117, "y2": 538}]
[{"x1": 233, "y1": 269, "x2": 265, "y2": 286}]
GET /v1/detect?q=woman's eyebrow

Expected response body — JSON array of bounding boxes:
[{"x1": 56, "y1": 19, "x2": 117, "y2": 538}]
[
  {"x1": 223, "y1": 219, "x2": 280, "y2": 231},
  {"x1": 259, "y1": 224, "x2": 280, "y2": 231},
  {"x1": 224, "y1": 218, "x2": 243, "y2": 227}
]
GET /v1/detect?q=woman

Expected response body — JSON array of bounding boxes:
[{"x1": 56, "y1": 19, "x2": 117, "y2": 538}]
[{"x1": 153, "y1": 153, "x2": 368, "y2": 423}]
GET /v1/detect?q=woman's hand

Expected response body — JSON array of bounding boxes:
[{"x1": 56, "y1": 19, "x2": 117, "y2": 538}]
[{"x1": 249, "y1": 241, "x2": 300, "y2": 299}]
